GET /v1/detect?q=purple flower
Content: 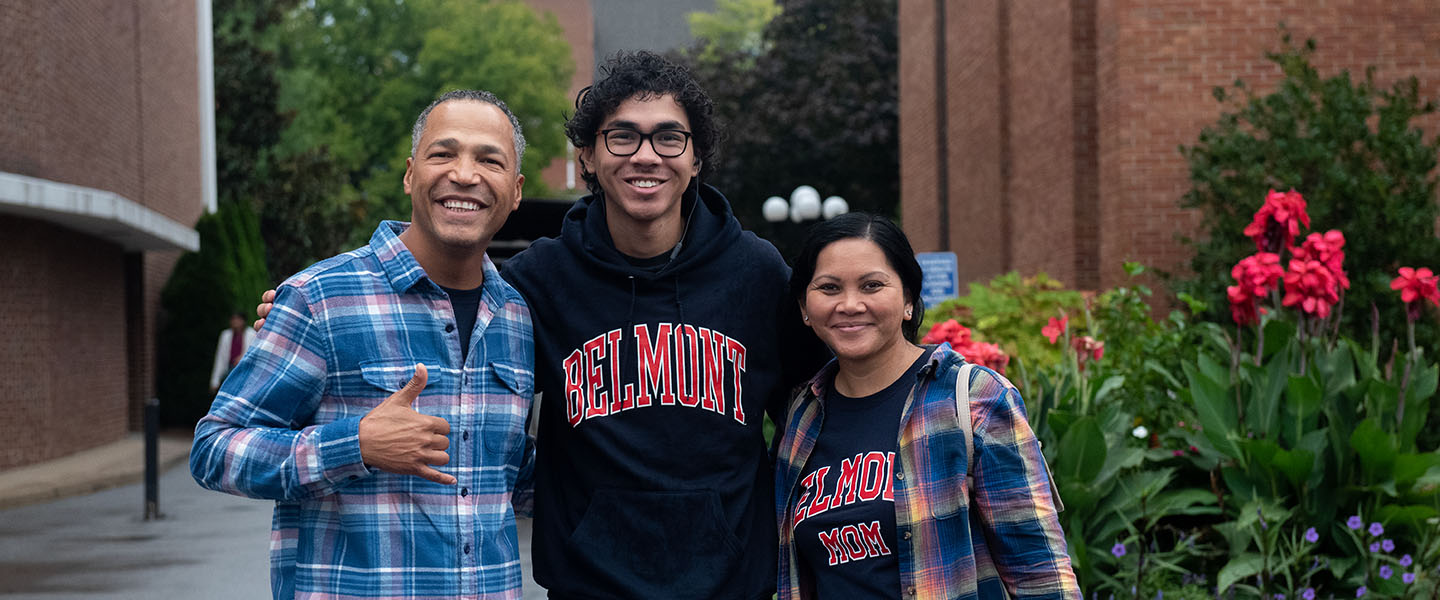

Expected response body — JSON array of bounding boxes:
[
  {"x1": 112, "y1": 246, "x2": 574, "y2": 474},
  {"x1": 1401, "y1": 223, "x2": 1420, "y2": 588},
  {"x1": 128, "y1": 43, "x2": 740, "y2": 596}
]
[
  {"x1": 1370, "y1": 542, "x2": 1381, "y2": 553},
  {"x1": 1382, "y1": 538, "x2": 1395, "y2": 552},
  {"x1": 1380, "y1": 565, "x2": 1394, "y2": 580},
  {"x1": 1347, "y1": 515, "x2": 1364, "y2": 529},
  {"x1": 1111, "y1": 542, "x2": 1126, "y2": 558},
  {"x1": 1404, "y1": 572, "x2": 1416, "y2": 584},
  {"x1": 1304, "y1": 527, "x2": 1319, "y2": 543},
  {"x1": 1275, "y1": 594, "x2": 1285, "y2": 600},
  {"x1": 1356, "y1": 586, "x2": 1367, "y2": 597},
  {"x1": 1302, "y1": 589, "x2": 1315, "y2": 600},
  {"x1": 1369, "y1": 521, "x2": 1384, "y2": 537},
  {"x1": 1258, "y1": 507, "x2": 1268, "y2": 530},
  {"x1": 1401, "y1": 554, "x2": 1413, "y2": 567}
]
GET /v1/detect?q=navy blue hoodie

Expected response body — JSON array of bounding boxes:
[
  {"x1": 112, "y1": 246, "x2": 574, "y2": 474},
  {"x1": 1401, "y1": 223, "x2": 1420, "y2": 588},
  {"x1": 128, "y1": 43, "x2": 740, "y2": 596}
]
[{"x1": 503, "y1": 184, "x2": 818, "y2": 599}]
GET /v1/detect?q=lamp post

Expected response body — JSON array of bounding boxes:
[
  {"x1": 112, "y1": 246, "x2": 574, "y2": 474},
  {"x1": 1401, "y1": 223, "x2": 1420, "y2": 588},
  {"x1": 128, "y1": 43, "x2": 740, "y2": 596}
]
[
  {"x1": 762, "y1": 185, "x2": 849, "y2": 258},
  {"x1": 763, "y1": 185, "x2": 849, "y2": 225}
]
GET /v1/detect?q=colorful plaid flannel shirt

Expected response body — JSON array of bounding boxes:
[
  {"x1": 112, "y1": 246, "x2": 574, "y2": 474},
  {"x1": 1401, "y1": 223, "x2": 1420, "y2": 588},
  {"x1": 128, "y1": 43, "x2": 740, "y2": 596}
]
[
  {"x1": 776, "y1": 345, "x2": 1080, "y2": 600},
  {"x1": 191, "y1": 221, "x2": 535, "y2": 599}
]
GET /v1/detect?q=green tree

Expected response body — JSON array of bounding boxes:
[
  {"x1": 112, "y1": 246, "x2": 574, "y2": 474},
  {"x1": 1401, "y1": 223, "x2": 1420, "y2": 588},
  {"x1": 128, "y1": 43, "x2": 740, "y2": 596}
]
[
  {"x1": 678, "y1": 0, "x2": 899, "y2": 259},
  {"x1": 1177, "y1": 32, "x2": 1440, "y2": 352},
  {"x1": 213, "y1": 0, "x2": 359, "y2": 282},
  {"x1": 686, "y1": 0, "x2": 781, "y2": 71},
  {"x1": 156, "y1": 200, "x2": 272, "y2": 427},
  {"x1": 271, "y1": 0, "x2": 573, "y2": 242}
]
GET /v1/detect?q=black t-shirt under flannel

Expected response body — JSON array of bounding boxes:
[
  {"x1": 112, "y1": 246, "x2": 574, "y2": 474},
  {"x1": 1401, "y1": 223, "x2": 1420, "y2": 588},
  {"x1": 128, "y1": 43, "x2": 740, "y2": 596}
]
[{"x1": 793, "y1": 352, "x2": 927, "y2": 599}]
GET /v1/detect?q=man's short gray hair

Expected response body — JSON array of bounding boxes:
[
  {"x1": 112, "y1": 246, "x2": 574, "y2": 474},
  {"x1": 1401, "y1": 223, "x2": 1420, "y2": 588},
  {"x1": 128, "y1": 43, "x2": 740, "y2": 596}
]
[{"x1": 410, "y1": 89, "x2": 527, "y2": 171}]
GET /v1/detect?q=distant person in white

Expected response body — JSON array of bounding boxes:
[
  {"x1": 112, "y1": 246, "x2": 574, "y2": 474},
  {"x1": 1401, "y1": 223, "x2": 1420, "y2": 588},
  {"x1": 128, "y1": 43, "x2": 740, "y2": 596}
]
[{"x1": 209, "y1": 311, "x2": 256, "y2": 393}]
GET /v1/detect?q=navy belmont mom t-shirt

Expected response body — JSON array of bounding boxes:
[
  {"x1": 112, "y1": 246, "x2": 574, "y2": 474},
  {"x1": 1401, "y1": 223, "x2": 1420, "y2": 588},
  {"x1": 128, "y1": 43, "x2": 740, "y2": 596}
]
[{"x1": 792, "y1": 352, "x2": 927, "y2": 599}]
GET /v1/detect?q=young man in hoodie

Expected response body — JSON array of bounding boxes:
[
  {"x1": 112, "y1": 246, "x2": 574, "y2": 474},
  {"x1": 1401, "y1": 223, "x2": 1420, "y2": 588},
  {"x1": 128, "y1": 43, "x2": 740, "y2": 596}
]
[{"x1": 500, "y1": 51, "x2": 820, "y2": 599}]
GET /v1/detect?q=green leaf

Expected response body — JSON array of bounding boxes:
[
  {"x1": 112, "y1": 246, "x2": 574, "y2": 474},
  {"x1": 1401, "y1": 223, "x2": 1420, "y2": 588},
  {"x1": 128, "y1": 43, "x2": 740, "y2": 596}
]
[
  {"x1": 1394, "y1": 452, "x2": 1440, "y2": 489},
  {"x1": 1186, "y1": 359, "x2": 1241, "y2": 458},
  {"x1": 1092, "y1": 445, "x2": 1145, "y2": 488},
  {"x1": 1091, "y1": 375, "x2": 1126, "y2": 404},
  {"x1": 1144, "y1": 359, "x2": 1184, "y2": 390},
  {"x1": 1198, "y1": 351, "x2": 1230, "y2": 388},
  {"x1": 1217, "y1": 552, "x2": 1265, "y2": 593},
  {"x1": 1286, "y1": 374, "x2": 1323, "y2": 421},
  {"x1": 1055, "y1": 417, "x2": 1107, "y2": 484},
  {"x1": 1350, "y1": 418, "x2": 1399, "y2": 481},
  {"x1": 1270, "y1": 447, "x2": 1315, "y2": 492}
]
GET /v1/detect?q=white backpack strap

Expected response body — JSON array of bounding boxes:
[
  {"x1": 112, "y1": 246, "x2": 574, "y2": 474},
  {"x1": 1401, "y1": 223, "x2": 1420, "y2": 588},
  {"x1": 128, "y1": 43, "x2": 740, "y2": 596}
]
[{"x1": 954, "y1": 363, "x2": 976, "y2": 480}]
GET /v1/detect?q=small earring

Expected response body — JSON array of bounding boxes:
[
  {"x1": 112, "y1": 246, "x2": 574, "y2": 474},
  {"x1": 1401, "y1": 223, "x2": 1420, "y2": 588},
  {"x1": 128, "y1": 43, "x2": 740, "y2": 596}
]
[
  {"x1": 905, "y1": 308, "x2": 912, "y2": 318},
  {"x1": 802, "y1": 314, "x2": 809, "y2": 322}
]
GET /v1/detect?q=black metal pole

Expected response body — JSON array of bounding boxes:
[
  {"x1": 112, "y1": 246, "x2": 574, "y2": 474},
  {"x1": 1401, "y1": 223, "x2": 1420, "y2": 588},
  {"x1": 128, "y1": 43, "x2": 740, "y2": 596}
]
[{"x1": 144, "y1": 397, "x2": 161, "y2": 520}]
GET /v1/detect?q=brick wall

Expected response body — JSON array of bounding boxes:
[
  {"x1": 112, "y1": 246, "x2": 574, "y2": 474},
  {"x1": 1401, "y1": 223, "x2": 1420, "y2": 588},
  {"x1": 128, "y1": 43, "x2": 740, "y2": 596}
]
[
  {"x1": 901, "y1": 0, "x2": 1440, "y2": 293},
  {"x1": 0, "y1": 0, "x2": 202, "y2": 464},
  {"x1": 0, "y1": 217, "x2": 129, "y2": 468},
  {"x1": 1095, "y1": 0, "x2": 1440, "y2": 290},
  {"x1": 526, "y1": 0, "x2": 594, "y2": 195}
]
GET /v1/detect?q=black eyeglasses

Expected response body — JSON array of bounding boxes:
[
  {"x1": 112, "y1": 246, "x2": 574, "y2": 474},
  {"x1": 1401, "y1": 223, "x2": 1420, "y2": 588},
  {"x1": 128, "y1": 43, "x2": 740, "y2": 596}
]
[{"x1": 599, "y1": 128, "x2": 692, "y2": 158}]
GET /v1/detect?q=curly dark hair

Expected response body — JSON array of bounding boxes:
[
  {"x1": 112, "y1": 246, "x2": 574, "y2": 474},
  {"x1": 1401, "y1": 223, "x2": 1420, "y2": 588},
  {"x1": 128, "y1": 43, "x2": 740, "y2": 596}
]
[{"x1": 565, "y1": 50, "x2": 719, "y2": 195}]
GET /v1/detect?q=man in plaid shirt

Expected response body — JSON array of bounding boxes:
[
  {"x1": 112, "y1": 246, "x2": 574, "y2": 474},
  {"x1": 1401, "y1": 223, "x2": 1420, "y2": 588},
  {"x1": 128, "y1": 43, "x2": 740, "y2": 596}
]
[{"x1": 192, "y1": 90, "x2": 535, "y2": 599}]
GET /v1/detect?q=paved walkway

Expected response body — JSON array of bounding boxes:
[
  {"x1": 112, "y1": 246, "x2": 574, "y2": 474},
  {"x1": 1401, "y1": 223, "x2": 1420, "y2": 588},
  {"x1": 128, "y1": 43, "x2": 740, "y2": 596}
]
[{"x1": 0, "y1": 433, "x2": 544, "y2": 599}]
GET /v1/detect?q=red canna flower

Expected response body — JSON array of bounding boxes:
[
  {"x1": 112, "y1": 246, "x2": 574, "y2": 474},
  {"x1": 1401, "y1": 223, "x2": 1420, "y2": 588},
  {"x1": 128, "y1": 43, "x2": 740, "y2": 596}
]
[
  {"x1": 1041, "y1": 315, "x2": 1068, "y2": 345},
  {"x1": 1282, "y1": 259, "x2": 1341, "y2": 319},
  {"x1": 1243, "y1": 189, "x2": 1311, "y2": 253},
  {"x1": 1293, "y1": 230, "x2": 1349, "y2": 290},
  {"x1": 1072, "y1": 335, "x2": 1105, "y2": 371},
  {"x1": 1230, "y1": 252, "x2": 1285, "y2": 297},
  {"x1": 1228, "y1": 284, "x2": 1262, "y2": 327},
  {"x1": 954, "y1": 339, "x2": 1010, "y2": 375},
  {"x1": 921, "y1": 319, "x2": 968, "y2": 345},
  {"x1": 1391, "y1": 267, "x2": 1440, "y2": 321},
  {"x1": 921, "y1": 320, "x2": 1009, "y2": 374},
  {"x1": 1227, "y1": 252, "x2": 1282, "y2": 327}
]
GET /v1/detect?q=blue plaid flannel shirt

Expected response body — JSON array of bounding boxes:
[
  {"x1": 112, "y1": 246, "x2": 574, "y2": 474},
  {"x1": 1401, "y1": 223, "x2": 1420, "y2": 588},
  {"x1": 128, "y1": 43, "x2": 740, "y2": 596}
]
[
  {"x1": 192, "y1": 221, "x2": 535, "y2": 599},
  {"x1": 777, "y1": 345, "x2": 1079, "y2": 599}
]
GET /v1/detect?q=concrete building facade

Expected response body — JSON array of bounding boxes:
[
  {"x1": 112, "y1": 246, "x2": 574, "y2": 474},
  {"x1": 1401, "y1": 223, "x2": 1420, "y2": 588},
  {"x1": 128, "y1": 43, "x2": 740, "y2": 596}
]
[
  {"x1": 0, "y1": 1, "x2": 209, "y2": 468},
  {"x1": 900, "y1": 0, "x2": 1440, "y2": 292}
]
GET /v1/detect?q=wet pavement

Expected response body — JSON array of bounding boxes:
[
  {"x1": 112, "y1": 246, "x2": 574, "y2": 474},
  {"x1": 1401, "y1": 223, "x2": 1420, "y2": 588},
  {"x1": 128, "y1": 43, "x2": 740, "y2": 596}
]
[{"x1": 0, "y1": 465, "x2": 545, "y2": 599}]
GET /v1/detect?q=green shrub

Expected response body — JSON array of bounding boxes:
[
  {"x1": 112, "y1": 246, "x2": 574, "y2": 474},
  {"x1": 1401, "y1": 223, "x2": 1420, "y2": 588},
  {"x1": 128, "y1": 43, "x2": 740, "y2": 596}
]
[
  {"x1": 155, "y1": 200, "x2": 271, "y2": 427},
  {"x1": 1175, "y1": 30, "x2": 1440, "y2": 356}
]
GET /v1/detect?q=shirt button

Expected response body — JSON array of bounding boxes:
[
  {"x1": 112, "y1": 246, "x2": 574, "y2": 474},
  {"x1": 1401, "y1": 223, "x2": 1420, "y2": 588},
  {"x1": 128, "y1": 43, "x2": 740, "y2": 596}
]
[
  {"x1": 906, "y1": 586, "x2": 916, "y2": 596},
  {"x1": 463, "y1": 544, "x2": 471, "y2": 554},
  {"x1": 462, "y1": 431, "x2": 469, "y2": 441},
  {"x1": 461, "y1": 487, "x2": 469, "y2": 497},
  {"x1": 445, "y1": 323, "x2": 456, "y2": 332},
  {"x1": 903, "y1": 531, "x2": 912, "y2": 540},
  {"x1": 895, "y1": 470, "x2": 905, "y2": 480}
]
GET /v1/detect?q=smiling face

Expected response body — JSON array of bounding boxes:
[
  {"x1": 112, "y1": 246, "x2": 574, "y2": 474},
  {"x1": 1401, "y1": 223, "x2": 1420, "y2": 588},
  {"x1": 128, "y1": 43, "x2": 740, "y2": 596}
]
[
  {"x1": 801, "y1": 238, "x2": 914, "y2": 364},
  {"x1": 578, "y1": 94, "x2": 700, "y2": 232},
  {"x1": 402, "y1": 99, "x2": 524, "y2": 254}
]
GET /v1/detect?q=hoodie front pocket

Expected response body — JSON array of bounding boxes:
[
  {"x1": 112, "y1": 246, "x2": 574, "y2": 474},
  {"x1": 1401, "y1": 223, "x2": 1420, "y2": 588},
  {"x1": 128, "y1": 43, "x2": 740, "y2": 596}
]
[{"x1": 564, "y1": 489, "x2": 743, "y2": 598}]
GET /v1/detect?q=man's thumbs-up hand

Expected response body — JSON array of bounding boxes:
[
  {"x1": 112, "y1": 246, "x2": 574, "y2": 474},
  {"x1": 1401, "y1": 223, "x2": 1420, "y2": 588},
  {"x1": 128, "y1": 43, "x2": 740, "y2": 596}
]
[{"x1": 358, "y1": 363, "x2": 456, "y2": 485}]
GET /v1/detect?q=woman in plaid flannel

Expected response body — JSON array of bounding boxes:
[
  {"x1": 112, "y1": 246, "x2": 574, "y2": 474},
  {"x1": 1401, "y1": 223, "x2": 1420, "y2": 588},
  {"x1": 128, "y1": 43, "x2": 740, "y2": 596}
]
[{"x1": 775, "y1": 213, "x2": 1080, "y2": 600}]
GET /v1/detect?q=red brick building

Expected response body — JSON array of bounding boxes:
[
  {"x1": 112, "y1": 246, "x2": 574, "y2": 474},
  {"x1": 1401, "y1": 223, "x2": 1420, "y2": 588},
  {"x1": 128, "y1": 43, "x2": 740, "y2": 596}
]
[
  {"x1": 899, "y1": 0, "x2": 1440, "y2": 292},
  {"x1": 0, "y1": 1, "x2": 211, "y2": 468}
]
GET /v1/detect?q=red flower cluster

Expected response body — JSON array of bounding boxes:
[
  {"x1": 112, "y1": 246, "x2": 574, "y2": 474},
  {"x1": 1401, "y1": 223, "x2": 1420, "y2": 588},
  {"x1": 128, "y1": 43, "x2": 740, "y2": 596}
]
[
  {"x1": 1072, "y1": 335, "x2": 1105, "y2": 372},
  {"x1": 921, "y1": 319, "x2": 1010, "y2": 374},
  {"x1": 1242, "y1": 188, "x2": 1310, "y2": 252},
  {"x1": 1293, "y1": 230, "x2": 1349, "y2": 291},
  {"x1": 1391, "y1": 267, "x2": 1440, "y2": 321},
  {"x1": 1231, "y1": 190, "x2": 1346, "y2": 324},
  {"x1": 1041, "y1": 315, "x2": 1068, "y2": 345},
  {"x1": 1226, "y1": 252, "x2": 1282, "y2": 327},
  {"x1": 1282, "y1": 258, "x2": 1342, "y2": 319}
]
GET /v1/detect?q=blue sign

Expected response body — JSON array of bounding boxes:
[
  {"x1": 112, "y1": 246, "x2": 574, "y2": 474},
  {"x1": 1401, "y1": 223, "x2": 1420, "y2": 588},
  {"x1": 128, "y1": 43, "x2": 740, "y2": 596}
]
[{"x1": 916, "y1": 252, "x2": 959, "y2": 309}]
